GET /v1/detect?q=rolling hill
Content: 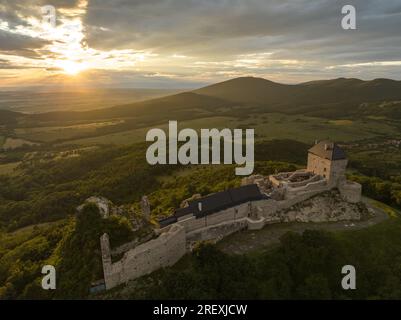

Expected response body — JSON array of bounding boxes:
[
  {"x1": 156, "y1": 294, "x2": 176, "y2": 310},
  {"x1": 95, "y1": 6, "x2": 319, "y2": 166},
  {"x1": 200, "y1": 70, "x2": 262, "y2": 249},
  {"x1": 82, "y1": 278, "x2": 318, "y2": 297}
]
[
  {"x1": 196, "y1": 77, "x2": 401, "y2": 115},
  {"x1": 2, "y1": 77, "x2": 401, "y2": 127}
]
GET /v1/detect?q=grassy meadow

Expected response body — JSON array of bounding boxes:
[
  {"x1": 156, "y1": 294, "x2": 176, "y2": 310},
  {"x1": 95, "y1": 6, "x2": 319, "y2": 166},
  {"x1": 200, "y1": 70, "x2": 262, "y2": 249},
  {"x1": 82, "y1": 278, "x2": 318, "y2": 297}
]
[{"x1": 4, "y1": 113, "x2": 398, "y2": 148}]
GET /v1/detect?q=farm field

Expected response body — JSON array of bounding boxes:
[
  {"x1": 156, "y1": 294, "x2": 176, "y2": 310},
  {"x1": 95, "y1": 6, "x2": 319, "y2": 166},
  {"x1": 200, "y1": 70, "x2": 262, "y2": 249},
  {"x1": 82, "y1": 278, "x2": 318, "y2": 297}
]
[
  {"x1": 54, "y1": 113, "x2": 401, "y2": 147},
  {"x1": 14, "y1": 120, "x2": 125, "y2": 142},
  {"x1": 243, "y1": 114, "x2": 400, "y2": 143},
  {"x1": 0, "y1": 161, "x2": 21, "y2": 176},
  {"x1": 2, "y1": 138, "x2": 39, "y2": 150},
  {"x1": 59, "y1": 116, "x2": 238, "y2": 146}
]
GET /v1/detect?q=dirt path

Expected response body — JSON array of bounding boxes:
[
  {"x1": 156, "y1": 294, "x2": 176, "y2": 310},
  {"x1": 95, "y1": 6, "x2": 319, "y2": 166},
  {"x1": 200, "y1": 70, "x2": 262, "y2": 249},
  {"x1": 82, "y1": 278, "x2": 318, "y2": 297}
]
[{"x1": 217, "y1": 197, "x2": 390, "y2": 255}]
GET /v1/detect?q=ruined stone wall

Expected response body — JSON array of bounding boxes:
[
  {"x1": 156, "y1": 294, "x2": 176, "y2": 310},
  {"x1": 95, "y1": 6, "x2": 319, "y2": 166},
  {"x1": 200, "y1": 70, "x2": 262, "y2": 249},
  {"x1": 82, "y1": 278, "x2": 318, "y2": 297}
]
[
  {"x1": 102, "y1": 224, "x2": 186, "y2": 289},
  {"x1": 339, "y1": 181, "x2": 362, "y2": 203},
  {"x1": 110, "y1": 232, "x2": 155, "y2": 256},
  {"x1": 278, "y1": 188, "x2": 330, "y2": 210},
  {"x1": 247, "y1": 191, "x2": 328, "y2": 225},
  {"x1": 100, "y1": 233, "x2": 122, "y2": 289},
  {"x1": 205, "y1": 207, "x2": 236, "y2": 226},
  {"x1": 253, "y1": 199, "x2": 278, "y2": 218},
  {"x1": 285, "y1": 179, "x2": 328, "y2": 198},
  {"x1": 286, "y1": 173, "x2": 320, "y2": 188},
  {"x1": 186, "y1": 219, "x2": 248, "y2": 243},
  {"x1": 176, "y1": 202, "x2": 251, "y2": 233},
  {"x1": 178, "y1": 215, "x2": 207, "y2": 233}
]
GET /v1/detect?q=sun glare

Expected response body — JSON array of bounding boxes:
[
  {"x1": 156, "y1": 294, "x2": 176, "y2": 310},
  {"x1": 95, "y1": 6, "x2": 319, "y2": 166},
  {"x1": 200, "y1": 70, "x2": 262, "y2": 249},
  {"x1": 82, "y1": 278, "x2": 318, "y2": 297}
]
[{"x1": 56, "y1": 60, "x2": 87, "y2": 75}]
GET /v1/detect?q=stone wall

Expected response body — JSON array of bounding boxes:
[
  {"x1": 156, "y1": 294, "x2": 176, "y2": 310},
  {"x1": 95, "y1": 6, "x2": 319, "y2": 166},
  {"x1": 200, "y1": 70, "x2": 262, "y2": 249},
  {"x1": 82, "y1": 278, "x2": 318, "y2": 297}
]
[
  {"x1": 339, "y1": 181, "x2": 362, "y2": 203},
  {"x1": 286, "y1": 172, "x2": 320, "y2": 188},
  {"x1": 285, "y1": 179, "x2": 328, "y2": 198},
  {"x1": 101, "y1": 224, "x2": 186, "y2": 289},
  {"x1": 110, "y1": 232, "x2": 155, "y2": 256},
  {"x1": 177, "y1": 202, "x2": 250, "y2": 233},
  {"x1": 186, "y1": 219, "x2": 248, "y2": 243}
]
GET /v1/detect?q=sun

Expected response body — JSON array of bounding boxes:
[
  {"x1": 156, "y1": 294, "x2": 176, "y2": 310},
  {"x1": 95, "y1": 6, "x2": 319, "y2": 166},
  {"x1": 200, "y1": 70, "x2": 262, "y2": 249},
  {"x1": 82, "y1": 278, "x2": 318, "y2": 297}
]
[{"x1": 55, "y1": 60, "x2": 87, "y2": 75}]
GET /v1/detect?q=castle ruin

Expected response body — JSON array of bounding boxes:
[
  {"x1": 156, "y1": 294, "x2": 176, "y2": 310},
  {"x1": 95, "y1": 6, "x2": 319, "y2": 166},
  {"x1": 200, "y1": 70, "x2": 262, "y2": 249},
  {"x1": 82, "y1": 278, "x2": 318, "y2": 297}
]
[{"x1": 99, "y1": 140, "x2": 362, "y2": 290}]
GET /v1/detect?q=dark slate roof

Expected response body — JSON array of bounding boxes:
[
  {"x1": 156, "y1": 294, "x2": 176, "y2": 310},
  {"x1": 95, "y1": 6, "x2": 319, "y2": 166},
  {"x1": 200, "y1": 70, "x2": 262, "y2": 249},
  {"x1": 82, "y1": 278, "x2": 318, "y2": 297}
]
[
  {"x1": 158, "y1": 184, "x2": 267, "y2": 228},
  {"x1": 175, "y1": 206, "x2": 194, "y2": 218},
  {"x1": 196, "y1": 184, "x2": 267, "y2": 218},
  {"x1": 308, "y1": 140, "x2": 346, "y2": 160},
  {"x1": 159, "y1": 184, "x2": 268, "y2": 228},
  {"x1": 191, "y1": 189, "x2": 233, "y2": 218},
  {"x1": 158, "y1": 215, "x2": 178, "y2": 228}
]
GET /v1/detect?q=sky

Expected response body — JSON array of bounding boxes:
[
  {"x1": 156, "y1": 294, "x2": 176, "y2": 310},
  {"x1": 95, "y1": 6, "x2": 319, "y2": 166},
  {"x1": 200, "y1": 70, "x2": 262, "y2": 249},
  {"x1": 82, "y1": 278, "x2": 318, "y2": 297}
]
[{"x1": 0, "y1": 0, "x2": 401, "y2": 88}]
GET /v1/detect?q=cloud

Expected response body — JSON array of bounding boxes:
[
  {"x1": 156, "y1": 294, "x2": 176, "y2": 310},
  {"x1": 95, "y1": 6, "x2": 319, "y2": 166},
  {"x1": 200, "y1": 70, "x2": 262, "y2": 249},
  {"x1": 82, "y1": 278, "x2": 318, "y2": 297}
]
[
  {"x1": 83, "y1": 0, "x2": 401, "y2": 62},
  {"x1": 0, "y1": 30, "x2": 50, "y2": 58},
  {"x1": 1, "y1": 0, "x2": 401, "y2": 86}
]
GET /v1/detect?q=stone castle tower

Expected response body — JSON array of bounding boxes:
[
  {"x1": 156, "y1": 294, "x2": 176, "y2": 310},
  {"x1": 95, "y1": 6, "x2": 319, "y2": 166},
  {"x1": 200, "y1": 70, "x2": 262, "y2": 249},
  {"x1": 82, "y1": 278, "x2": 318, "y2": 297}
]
[{"x1": 307, "y1": 140, "x2": 348, "y2": 187}]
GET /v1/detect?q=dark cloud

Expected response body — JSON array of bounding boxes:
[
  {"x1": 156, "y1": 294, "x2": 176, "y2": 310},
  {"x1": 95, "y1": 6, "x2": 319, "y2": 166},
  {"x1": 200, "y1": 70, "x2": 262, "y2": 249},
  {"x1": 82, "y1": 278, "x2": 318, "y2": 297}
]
[
  {"x1": 84, "y1": 0, "x2": 401, "y2": 64},
  {"x1": 0, "y1": 30, "x2": 50, "y2": 58}
]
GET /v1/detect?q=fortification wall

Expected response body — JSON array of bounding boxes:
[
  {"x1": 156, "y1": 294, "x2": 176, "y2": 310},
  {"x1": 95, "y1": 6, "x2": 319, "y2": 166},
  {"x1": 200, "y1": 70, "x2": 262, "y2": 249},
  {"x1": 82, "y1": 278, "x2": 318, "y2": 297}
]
[
  {"x1": 177, "y1": 202, "x2": 250, "y2": 233},
  {"x1": 339, "y1": 181, "x2": 362, "y2": 203},
  {"x1": 287, "y1": 173, "x2": 320, "y2": 188},
  {"x1": 206, "y1": 207, "x2": 236, "y2": 225},
  {"x1": 278, "y1": 188, "x2": 330, "y2": 210},
  {"x1": 253, "y1": 199, "x2": 278, "y2": 217},
  {"x1": 269, "y1": 172, "x2": 292, "y2": 187},
  {"x1": 179, "y1": 215, "x2": 206, "y2": 232},
  {"x1": 286, "y1": 180, "x2": 328, "y2": 198},
  {"x1": 186, "y1": 219, "x2": 248, "y2": 243},
  {"x1": 110, "y1": 233, "x2": 155, "y2": 256},
  {"x1": 102, "y1": 224, "x2": 186, "y2": 289}
]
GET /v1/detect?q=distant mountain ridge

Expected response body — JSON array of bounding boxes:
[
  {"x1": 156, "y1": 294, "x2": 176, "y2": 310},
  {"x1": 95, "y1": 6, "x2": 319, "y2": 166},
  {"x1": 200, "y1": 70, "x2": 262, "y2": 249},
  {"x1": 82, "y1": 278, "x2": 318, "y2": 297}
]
[
  {"x1": 195, "y1": 76, "x2": 401, "y2": 105},
  {"x1": 2, "y1": 76, "x2": 401, "y2": 125}
]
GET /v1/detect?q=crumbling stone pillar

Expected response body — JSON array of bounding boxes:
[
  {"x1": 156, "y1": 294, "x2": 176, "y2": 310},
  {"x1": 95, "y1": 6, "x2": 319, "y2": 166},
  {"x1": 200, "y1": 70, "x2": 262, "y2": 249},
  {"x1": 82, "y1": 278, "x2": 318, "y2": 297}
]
[
  {"x1": 100, "y1": 233, "x2": 112, "y2": 289},
  {"x1": 141, "y1": 195, "x2": 151, "y2": 220}
]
